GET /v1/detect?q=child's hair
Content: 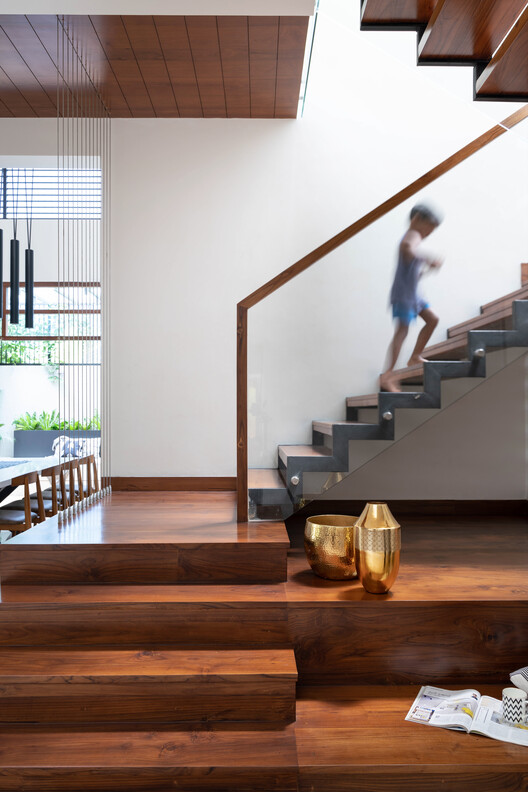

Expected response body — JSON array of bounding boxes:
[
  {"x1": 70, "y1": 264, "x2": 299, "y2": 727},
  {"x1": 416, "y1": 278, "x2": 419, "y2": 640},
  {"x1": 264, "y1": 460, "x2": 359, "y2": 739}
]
[{"x1": 410, "y1": 203, "x2": 443, "y2": 226}]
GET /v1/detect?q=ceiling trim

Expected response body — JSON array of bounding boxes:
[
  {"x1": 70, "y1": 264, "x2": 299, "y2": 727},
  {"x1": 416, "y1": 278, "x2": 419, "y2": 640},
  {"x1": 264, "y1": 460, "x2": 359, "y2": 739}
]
[{"x1": 1, "y1": 1, "x2": 316, "y2": 15}]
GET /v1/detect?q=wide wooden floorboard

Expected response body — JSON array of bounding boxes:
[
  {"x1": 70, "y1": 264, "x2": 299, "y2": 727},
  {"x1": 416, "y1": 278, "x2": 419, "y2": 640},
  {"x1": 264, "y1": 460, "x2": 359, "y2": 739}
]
[{"x1": 296, "y1": 686, "x2": 528, "y2": 791}]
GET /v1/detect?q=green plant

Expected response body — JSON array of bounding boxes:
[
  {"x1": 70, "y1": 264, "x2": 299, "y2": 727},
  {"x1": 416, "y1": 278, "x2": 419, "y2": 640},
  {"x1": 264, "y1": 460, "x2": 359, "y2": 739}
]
[
  {"x1": 13, "y1": 410, "x2": 101, "y2": 431},
  {"x1": 13, "y1": 411, "x2": 40, "y2": 430},
  {"x1": 37, "y1": 409, "x2": 61, "y2": 430}
]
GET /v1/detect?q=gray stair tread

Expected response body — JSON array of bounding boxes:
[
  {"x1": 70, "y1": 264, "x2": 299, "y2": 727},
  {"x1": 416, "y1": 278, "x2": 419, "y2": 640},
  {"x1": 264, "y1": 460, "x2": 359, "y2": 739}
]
[{"x1": 248, "y1": 469, "x2": 286, "y2": 490}]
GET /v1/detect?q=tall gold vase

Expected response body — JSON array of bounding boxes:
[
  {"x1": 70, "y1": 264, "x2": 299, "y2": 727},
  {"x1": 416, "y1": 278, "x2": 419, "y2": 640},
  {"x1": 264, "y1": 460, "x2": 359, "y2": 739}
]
[{"x1": 354, "y1": 502, "x2": 401, "y2": 594}]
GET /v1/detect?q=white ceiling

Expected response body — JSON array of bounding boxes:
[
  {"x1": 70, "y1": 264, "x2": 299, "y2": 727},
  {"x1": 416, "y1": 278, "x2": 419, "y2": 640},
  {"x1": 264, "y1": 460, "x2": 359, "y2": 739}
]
[{"x1": 4, "y1": 1, "x2": 316, "y2": 14}]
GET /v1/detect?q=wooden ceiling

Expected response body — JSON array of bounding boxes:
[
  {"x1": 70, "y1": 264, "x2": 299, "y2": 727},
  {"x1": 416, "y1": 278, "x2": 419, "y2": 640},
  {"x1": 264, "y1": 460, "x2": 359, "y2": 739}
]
[
  {"x1": 361, "y1": 0, "x2": 528, "y2": 100},
  {"x1": 0, "y1": 14, "x2": 310, "y2": 118}
]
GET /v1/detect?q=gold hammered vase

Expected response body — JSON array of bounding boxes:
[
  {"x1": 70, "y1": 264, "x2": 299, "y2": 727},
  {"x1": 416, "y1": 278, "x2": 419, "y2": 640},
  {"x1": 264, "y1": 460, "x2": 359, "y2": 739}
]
[
  {"x1": 354, "y1": 502, "x2": 401, "y2": 594},
  {"x1": 304, "y1": 514, "x2": 358, "y2": 580}
]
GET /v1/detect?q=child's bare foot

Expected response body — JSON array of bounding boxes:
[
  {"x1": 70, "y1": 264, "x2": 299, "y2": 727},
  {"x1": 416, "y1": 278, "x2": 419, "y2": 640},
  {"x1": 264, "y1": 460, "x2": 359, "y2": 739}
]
[
  {"x1": 380, "y1": 373, "x2": 401, "y2": 393},
  {"x1": 407, "y1": 355, "x2": 428, "y2": 367}
]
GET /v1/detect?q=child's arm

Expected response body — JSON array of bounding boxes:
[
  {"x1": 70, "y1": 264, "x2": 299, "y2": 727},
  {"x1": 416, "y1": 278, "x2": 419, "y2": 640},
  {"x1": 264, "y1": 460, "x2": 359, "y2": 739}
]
[{"x1": 400, "y1": 230, "x2": 443, "y2": 270}]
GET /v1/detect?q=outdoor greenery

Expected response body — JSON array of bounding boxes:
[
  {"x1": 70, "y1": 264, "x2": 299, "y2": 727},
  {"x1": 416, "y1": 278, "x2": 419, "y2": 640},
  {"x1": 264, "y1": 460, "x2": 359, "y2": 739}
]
[
  {"x1": 0, "y1": 339, "x2": 58, "y2": 365},
  {"x1": 13, "y1": 410, "x2": 100, "y2": 431}
]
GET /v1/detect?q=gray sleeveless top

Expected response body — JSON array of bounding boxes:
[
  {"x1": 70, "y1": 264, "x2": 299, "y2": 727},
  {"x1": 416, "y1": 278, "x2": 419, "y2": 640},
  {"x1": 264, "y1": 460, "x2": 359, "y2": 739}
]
[{"x1": 390, "y1": 243, "x2": 425, "y2": 312}]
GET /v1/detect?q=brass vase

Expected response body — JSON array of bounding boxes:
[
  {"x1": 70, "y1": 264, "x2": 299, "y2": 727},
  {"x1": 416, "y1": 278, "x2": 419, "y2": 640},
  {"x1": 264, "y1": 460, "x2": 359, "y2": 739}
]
[
  {"x1": 304, "y1": 514, "x2": 358, "y2": 580},
  {"x1": 354, "y1": 502, "x2": 400, "y2": 594}
]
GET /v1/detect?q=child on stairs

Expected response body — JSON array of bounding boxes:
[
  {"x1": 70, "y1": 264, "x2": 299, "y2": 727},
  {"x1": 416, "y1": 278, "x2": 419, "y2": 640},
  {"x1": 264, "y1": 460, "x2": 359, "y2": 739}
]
[{"x1": 380, "y1": 204, "x2": 444, "y2": 393}]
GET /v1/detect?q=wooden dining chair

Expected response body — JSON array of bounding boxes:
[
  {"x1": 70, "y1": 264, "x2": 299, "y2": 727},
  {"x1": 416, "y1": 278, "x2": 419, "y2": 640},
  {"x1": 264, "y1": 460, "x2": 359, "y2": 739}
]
[{"x1": 0, "y1": 472, "x2": 46, "y2": 535}]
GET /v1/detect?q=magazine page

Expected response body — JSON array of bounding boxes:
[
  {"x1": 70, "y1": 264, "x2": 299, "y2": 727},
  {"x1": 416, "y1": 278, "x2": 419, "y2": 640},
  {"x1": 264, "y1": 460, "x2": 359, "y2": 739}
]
[
  {"x1": 470, "y1": 696, "x2": 528, "y2": 747},
  {"x1": 405, "y1": 686, "x2": 480, "y2": 732}
]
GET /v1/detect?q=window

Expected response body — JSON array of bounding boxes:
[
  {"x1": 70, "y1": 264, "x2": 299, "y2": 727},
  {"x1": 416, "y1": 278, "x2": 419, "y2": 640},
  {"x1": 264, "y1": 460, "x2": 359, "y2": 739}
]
[{"x1": 0, "y1": 168, "x2": 102, "y2": 220}]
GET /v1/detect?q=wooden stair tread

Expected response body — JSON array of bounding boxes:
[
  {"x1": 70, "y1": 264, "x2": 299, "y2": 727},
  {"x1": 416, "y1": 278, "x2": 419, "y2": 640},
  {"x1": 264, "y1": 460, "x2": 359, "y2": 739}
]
[
  {"x1": 447, "y1": 304, "x2": 513, "y2": 338},
  {"x1": 296, "y1": 686, "x2": 528, "y2": 771},
  {"x1": 313, "y1": 420, "x2": 372, "y2": 435},
  {"x1": 248, "y1": 469, "x2": 286, "y2": 490},
  {"x1": 279, "y1": 445, "x2": 334, "y2": 460},
  {"x1": 0, "y1": 725, "x2": 298, "y2": 767},
  {"x1": 418, "y1": 0, "x2": 525, "y2": 62},
  {"x1": 481, "y1": 285, "x2": 528, "y2": 313},
  {"x1": 361, "y1": 0, "x2": 436, "y2": 27},
  {"x1": 476, "y1": 5, "x2": 528, "y2": 98},
  {"x1": 0, "y1": 647, "x2": 297, "y2": 681},
  {"x1": 346, "y1": 393, "x2": 378, "y2": 408},
  {"x1": 0, "y1": 492, "x2": 289, "y2": 585}
]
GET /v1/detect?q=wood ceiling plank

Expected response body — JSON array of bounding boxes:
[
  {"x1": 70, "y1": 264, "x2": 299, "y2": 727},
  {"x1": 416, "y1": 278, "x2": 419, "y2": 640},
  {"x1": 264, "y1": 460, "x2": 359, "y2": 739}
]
[
  {"x1": 28, "y1": 15, "x2": 130, "y2": 118},
  {"x1": 0, "y1": 15, "x2": 57, "y2": 111},
  {"x1": 154, "y1": 16, "x2": 202, "y2": 118},
  {"x1": 249, "y1": 16, "x2": 278, "y2": 119},
  {"x1": 185, "y1": 16, "x2": 227, "y2": 118},
  {"x1": 275, "y1": 16, "x2": 308, "y2": 118},
  {"x1": 419, "y1": 0, "x2": 527, "y2": 62},
  {"x1": 476, "y1": 6, "x2": 528, "y2": 99},
  {"x1": 90, "y1": 15, "x2": 153, "y2": 117},
  {"x1": 0, "y1": 95, "x2": 14, "y2": 116},
  {"x1": 121, "y1": 16, "x2": 179, "y2": 118},
  {"x1": 0, "y1": 24, "x2": 55, "y2": 116},
  {"x1": 217, "y1": 16, "x2": 250, "y2": 118},
  {"x1": 361, "y1": 0, "x2": 438, "y2": 27},
  {"x1": 0, "y1": 65, "x2": 36, "y2": 116}
]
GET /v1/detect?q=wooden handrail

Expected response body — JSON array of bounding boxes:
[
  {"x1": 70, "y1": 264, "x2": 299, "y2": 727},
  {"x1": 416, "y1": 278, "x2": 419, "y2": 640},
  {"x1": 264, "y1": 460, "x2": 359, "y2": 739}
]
[{"x1": 236, "y1": 103, "x2": 528, "y2": 521}]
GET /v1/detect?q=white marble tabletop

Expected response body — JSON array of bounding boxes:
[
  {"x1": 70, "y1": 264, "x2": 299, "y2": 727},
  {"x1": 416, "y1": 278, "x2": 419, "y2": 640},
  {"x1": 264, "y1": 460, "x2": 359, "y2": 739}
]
[{"x1": 0, "y1": 456, "x2": 59, "y2": 487}]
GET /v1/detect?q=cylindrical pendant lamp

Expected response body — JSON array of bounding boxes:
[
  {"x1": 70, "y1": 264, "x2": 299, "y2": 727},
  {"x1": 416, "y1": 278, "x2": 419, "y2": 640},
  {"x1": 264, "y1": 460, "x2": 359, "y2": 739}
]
[
  {"x1": 10, "y1": 238, "x2": 19, "y2": 325},
  {"x1": 25, "y1": 248, "x2": 34, "y2": 328}
]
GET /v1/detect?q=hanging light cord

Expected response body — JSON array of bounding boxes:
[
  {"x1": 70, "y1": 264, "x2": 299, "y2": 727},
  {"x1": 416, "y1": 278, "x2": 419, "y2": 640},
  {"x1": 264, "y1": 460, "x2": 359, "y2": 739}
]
[{"x1": 24, "y1": 168, "x2": 34, "y2": 249}]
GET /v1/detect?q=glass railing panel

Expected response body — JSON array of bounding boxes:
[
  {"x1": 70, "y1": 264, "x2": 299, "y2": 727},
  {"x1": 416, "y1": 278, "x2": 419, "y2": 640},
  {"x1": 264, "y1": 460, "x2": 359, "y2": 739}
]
[{"x1": 247, "y1": 113, "x2": 528, "y2": 519}]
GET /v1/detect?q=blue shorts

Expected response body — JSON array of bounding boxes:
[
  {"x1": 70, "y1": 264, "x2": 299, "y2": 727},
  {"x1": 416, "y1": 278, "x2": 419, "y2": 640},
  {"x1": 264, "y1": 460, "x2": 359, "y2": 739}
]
[{"x1": 392, "y1": 302, "x2": 429, "y2": 325}]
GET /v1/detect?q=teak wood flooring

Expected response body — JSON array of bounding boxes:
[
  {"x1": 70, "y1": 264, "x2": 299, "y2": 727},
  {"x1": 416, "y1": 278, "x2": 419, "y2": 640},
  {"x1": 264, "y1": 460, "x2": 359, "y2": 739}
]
[{"x1": 0, "y1": 492, "x2": 526, "y2": 790}]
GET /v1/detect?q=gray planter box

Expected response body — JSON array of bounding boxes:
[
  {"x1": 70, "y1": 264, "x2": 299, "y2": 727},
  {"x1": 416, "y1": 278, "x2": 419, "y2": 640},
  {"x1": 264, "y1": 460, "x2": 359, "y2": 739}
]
[{"x1": 14, "y1": 430, "x2": 101, "y2": 458}]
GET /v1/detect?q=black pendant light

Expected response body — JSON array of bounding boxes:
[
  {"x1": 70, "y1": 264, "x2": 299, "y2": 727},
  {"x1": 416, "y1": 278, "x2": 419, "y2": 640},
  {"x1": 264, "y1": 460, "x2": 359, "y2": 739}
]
[
  {"x1": 0, "y1": 228, "x2": 3, "y2": 320},
  {"x1": 9, "y1": 169, "x2": 20, "y2": 325},
  {"x1": 9, "y1": 231, "x2": 19, "y2": 325},
  {"x1": 24, "y1": 168, "x2": 34, "y2": 329}
]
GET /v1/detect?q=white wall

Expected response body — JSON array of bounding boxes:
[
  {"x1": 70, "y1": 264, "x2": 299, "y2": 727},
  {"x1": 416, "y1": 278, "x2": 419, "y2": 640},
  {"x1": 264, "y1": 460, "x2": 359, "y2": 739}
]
[
  {"x1": 0, "y1": 366, "x2": 58, "y2": 456},
  {"x1": 1, "y1": 0, "x2": 527, "y2": 498},
  {"x1": 108, "y1": 0, "x2": 527, "y2": 485}
]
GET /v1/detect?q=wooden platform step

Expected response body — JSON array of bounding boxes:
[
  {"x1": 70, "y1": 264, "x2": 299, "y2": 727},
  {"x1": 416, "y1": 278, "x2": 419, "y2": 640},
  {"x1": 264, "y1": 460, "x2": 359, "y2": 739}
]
[
  {"x1": 296, "y1": 685, "x2": 528, "y2": 791},
  {"x1": 0, "y1": 493, "x2": 290, "y2": 584},
  {"x1": 0, "y1": 724, "x2": 298, "y2": 791},
  {"x1": 0, "y1": 647, "x2": 297, "y2": 725}
]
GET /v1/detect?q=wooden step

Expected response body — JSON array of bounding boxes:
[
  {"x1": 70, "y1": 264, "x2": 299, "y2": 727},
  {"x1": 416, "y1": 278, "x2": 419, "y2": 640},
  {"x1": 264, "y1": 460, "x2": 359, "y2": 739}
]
[
  {"x1": 0, "y1": 647, "x2": 297, "y2": 725},
  {"x1": 296, "y1": 685, "x2": 528, "y2": 791},
  {"x1": 312, "y1": 420, "x2": 373, "y2": 436},
  {"x1": 447, "y1": 305, "x2": 513, "y2": 338},
  {"x1": 0, "y1": 724, "x2": 298, "y2": 791},
  {"x1": 0, "y1": 493, "x2": 289, "y2": 585},
  {"x1": 361, "y1": 0, "x2": 437, "y2": 28},
  {"x1": 476, "y1": 5, "x2": 528, "y2": 99},
  {"x1": 346, "y1": 393, "x2": 378, "y2": 409},
  {"x1": 481, "y1": 286, "x2": 528, "y2": 315},
  {"x1": 0, "y1": 582, "x2": 290, "y2": 647},
  {"x1": 418, "y1": 0, "x2": 525, "y2": 62},
  {"x1": 249, "y1": 469, "x2": 287, "y2": 490},
  {"x1": 279, "y1": 445, "x2": 334, "y2": 466}
]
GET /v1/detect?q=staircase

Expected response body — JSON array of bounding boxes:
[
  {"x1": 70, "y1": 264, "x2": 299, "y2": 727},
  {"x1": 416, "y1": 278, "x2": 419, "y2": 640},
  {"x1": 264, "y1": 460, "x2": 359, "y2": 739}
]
[
  {"x1": 0, "y1": 496, "x2": 527, "y2": 789},
  {"x1": 250, "y1": 285, "x2": 528, "y2": 518},
  {"x1": 360, "y1": 0, "x2": 528, "y2": 101}
]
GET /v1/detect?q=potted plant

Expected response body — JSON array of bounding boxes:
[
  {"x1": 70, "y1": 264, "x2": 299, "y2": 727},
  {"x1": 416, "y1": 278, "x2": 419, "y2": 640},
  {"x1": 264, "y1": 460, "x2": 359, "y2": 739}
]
[{"x1": 13, "y1": 410, "x2": 101, "y2": 457}]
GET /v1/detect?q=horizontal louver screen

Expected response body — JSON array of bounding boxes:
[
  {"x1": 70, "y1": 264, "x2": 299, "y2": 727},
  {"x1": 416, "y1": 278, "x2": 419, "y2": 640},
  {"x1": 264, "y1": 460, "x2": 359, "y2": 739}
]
[{"x1": 1, "y1": 168, "x2": 102, "y2": 219}]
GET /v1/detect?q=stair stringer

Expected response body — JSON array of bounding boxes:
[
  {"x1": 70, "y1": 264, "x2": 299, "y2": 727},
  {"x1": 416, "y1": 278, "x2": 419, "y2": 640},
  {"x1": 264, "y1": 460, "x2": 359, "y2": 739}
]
[{"x1": 279, "y1": 300, "x2": 528, "y2": 503}]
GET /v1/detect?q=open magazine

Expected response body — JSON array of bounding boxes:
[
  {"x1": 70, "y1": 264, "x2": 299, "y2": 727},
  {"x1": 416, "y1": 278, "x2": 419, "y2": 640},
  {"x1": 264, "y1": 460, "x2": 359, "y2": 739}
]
[{"x1": 406, "y1": 686, "x2": 528, "y2": 747}]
